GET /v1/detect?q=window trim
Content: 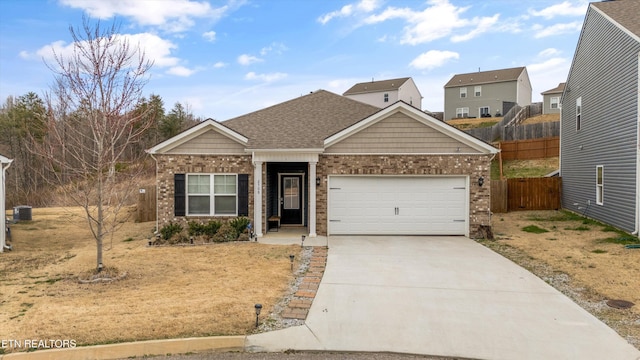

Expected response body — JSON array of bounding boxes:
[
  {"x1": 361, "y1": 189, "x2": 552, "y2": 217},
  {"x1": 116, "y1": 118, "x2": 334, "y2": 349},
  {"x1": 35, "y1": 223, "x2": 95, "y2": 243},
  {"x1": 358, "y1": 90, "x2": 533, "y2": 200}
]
[
  {"x1": 596, "y1": 165, "x2": 604, "y2": 205},
  {"x1": 576, "y1": 97, "x2": 582, "y2": 131},
  {"x1": 460, "y1": 87, "x2": 467, "y2": 98},
  {"x1": 550, "y1": 96, "x2": 559, "y2": 109},
  {"x1": 474, "y1": 86, "x2": 481, "y2": 97},
  {"x1": 479, "y1": 106, "x2": 490, "y2": 117},
  {"x1": 456, "y1": 107, "x2": 469, "y2": 118},
  {"x1": 186, "y1": 173, "x2": 238, "y2": 216}
]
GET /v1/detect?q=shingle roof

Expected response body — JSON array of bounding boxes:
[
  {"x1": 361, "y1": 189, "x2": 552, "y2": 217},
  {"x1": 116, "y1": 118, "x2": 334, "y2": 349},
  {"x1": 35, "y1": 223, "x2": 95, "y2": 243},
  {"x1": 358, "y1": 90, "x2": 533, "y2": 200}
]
[
  {"x1": 444, "y1": 67, "x2": 526, "y2": 88},
  {"x1": 343, "y1": 77, "x2": 411, "y2": 95},
  {"x1": 222, "y1": 90, "x2": 381, "y2": 149},
  {"x1": 541, "y1": 82, "x2": 565, "y2": 95},
  {"x1": 592, "y1": 0, "x2": 640, "y2": 39}
]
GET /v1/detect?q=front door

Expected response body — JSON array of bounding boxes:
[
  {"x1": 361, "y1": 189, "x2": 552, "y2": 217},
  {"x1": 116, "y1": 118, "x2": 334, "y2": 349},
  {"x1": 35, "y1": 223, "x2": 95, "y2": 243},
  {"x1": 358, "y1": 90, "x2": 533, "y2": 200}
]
[{"x1": 280, "y1": 175, "x2": 303, "y2": 225}]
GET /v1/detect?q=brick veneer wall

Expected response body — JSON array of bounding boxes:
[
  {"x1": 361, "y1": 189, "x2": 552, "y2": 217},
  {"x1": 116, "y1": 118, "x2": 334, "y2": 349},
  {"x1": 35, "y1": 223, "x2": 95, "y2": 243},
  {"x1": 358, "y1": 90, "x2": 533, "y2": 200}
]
[
  {"x1": 316, "y1": 154, "x2": 492, "y2": 238},
  {"x1": 155, "y1": 154, "x2": 254, "y2": 226}
]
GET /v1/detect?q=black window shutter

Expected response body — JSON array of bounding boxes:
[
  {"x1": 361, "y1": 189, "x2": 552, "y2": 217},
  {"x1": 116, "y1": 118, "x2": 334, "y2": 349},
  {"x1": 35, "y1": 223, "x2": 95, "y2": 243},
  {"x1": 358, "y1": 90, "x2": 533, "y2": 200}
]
[
  {"x1": 174, "y1": 174, "x2": 186, "y2": 216},
  {"x1": 237, "y1": 174, "x2": 249, "y2": 216}
]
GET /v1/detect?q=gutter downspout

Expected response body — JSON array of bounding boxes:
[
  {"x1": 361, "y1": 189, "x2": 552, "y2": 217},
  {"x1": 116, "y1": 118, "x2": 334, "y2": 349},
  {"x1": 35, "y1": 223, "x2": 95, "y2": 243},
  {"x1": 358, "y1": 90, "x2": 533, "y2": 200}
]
[
  {"x1": 1, "y1": 159, "x2": 14, "y2": 253},
  {"x1": 634, "y1": 52, "x2": 640, "y2": 235},
  {"x1": 147, "y1": 152, "x2": 159, "y2": 234}
]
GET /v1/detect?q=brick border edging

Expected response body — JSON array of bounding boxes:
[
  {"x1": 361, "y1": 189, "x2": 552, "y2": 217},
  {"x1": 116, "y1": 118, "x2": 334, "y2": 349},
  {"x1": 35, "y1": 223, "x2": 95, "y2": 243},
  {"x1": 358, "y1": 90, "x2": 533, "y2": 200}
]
[{"x1": 281, "y1": 247, "x2": 327, "y2": 320}]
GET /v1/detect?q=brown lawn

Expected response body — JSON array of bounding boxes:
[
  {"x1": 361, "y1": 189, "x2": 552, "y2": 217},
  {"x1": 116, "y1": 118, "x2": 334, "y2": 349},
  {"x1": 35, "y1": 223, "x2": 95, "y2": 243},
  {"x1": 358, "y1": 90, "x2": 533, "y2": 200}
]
[
  {"x1": 488, "y1": 210, "x2": 640, "y2": 349},
  {"x1": 0, "y1": 207, "x2": 301, "y2": 352}
]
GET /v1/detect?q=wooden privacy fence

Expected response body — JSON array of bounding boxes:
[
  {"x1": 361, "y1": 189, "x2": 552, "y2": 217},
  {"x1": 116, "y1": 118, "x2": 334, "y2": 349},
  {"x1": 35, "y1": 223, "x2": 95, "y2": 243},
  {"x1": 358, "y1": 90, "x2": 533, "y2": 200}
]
[
  {"x1": 136, "y1": 187, "x2": 156, "y2": 222},
  {"x1": 491, "y1": 177, "x2": 561, "y2": 213},
  {"x1": 500, "y1": 137, "x2": 559, "y2": 160}
]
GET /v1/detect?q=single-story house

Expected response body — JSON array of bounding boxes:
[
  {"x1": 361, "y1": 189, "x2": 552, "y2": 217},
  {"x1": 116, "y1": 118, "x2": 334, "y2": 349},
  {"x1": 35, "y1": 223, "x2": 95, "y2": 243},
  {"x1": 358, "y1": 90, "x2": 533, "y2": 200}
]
[
  {"x1": 1, "y1": 154, "x2": 13, "y2": 253},
  {"x1": 147, "y1": 90, "x2": 498, "y2": 238}
]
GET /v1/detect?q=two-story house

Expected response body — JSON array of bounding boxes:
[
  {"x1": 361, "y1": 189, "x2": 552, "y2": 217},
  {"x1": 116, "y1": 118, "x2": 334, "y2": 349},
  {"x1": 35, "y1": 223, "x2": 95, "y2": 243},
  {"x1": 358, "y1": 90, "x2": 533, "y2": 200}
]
[
  {"x1": 443, "y1": 67, "x2": 532, "y2": 121},
  {"x1": 560, "y1": 0, "x2": 640, "y2": 234},
  {"x1": 343, "y1": 77, "x2": 422, "y2": 109},
  {"x1": 541, "y1": 83, "x2": 565, "y2": 115}
]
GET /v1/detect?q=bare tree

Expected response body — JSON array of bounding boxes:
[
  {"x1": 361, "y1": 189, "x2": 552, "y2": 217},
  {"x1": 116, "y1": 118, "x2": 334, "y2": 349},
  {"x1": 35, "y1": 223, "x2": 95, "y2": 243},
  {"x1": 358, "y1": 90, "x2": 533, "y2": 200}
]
[{"x1": 33, "y1": 18, "x2": 153, "y2": 272}]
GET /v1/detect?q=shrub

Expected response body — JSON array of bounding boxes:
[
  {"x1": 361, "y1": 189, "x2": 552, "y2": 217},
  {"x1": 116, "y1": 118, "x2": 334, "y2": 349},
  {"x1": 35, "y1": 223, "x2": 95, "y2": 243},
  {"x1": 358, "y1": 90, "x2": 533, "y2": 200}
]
[
  {"x1": 203, "y1": 220, "x2": 222, "y2": 237},
  {"x1": 160, "y1": 222, "x2": 183, "y2": 240},
  {"x1": 229, "y1": 217, "x2": 250, "y2": 234},
  {"x1": 211, "y1": 222, "x2": 238, "y2": 243}
]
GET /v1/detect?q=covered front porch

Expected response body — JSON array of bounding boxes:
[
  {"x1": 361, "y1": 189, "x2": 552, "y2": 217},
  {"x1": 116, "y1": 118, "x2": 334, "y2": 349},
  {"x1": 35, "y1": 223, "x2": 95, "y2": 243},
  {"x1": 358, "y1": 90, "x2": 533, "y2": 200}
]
[{"x1": 251, "y1": 151, "x2": 320, "y2": 238}]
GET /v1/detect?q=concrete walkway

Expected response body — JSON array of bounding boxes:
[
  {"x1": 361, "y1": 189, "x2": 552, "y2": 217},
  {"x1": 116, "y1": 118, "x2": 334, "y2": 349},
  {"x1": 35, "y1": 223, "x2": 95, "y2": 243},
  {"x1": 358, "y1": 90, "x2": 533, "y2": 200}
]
[{"x1": 247, "y1": 236, "x2": 640, "y2": 360}]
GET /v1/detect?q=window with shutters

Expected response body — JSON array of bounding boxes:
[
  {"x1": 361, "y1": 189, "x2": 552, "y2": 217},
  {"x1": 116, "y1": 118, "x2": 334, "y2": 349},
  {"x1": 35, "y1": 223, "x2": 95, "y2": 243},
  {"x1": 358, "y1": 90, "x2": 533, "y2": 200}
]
[{"x1": 186, "y1": 174, "x2": 238, "y2": 215}]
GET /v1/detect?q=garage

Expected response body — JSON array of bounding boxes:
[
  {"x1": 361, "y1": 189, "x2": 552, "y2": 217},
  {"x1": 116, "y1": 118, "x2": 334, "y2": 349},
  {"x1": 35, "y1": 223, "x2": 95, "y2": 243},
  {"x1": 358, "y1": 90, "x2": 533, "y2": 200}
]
[{"x1": 328, "y1": 176, "x2": 468, "y2": 235}]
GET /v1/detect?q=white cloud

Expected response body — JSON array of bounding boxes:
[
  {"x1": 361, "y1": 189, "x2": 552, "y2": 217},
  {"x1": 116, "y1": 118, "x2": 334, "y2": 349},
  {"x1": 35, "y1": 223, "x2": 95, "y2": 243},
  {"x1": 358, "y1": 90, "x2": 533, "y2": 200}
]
[
  {"x1": 202, "y1": 31, "x2": 216, "y2": 42},
  {"x1": 529, "y1": 1, "x2": 588, "y2": 19},
  {"x1": 237, "y1": 54, "x2": 263, "y2": 65},
  {"x1": 532, "y1": 21, "x2": 582, "y2": 38},
  {"x1": 361, "y1": 0, "x2": 504, "y2": 45},
  {"x1": 538, "y1": 48, "x2": 561, "y2": 58},
  {"x1": 451, "y1": 14, "x2": 500, "y2": 42},
  {"x1": 244, "y1": 72, "x2": 287, "y2": 82},
  {"x1": 34, "y1": 33, "x2": 182, "y2": 71},
  {"x1": 167, "y1": 66, "x2": 196, "y2": 77},
  {"x1": 19, "y1": 50, "x2": 33, "y2": 60},
  {"x1": 409, "y1": 50, "x2": 459, "y2": 70},
  {"x1": 527, "y1": 57, "x2": 571, "y2": 100},
  {"x1": 59, "y1": 0, "x2": 233, "y2": 33},
  {"x1": 260, "y1": 42, "x2": 288, "y2": 56},
  {"x1": 213, "y1": 61, "x2": 227, "y2": 68},
  {"x1": 318, "y1": 0, "x2": 380, "y2": 24}
]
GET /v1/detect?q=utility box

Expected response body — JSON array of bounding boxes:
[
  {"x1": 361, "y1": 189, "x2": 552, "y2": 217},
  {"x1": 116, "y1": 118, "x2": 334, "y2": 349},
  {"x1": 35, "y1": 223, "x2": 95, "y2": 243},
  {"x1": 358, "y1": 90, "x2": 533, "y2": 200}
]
[{"x1": 13, "y1": 206, "x2": 32, "y2": 221}]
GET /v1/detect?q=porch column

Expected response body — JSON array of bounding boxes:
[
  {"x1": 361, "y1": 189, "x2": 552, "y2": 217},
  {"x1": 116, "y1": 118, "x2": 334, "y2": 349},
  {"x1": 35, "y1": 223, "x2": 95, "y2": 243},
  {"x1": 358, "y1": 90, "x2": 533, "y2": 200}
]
[
  {"x1": 309, "y1": 161, "x2": 317, "y2": 237},
  {"x1": 253, "y1": 161, "x2": 263, "y2": 237}
]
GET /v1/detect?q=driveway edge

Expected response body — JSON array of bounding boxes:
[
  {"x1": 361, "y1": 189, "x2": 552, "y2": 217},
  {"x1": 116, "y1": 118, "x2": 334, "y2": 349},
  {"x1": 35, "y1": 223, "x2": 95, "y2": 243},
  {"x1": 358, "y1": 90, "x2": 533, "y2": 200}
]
[{"x1": 0, "y1": 336, "x2": 246, "y2": 360}]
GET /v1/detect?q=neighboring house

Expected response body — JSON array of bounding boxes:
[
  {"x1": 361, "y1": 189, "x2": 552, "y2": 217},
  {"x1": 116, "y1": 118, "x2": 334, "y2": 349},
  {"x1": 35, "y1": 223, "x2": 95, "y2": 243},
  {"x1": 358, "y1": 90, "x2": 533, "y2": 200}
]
[
  {"x1": 1, "y1": 154, "x2": 13, "y2": 253},
  {"x1": 147, "y1": 90, "x2": 498, "y2": 239},
  {"x1": 343, "y1": 77, "x2": 422, "y2": 109},
  {"x1": 560, "y1": 0, "x2": 640, "y2": 234},
  {"x1": 443, "y1": 67, "x2": 532, "y2": 120},
  {"x1": 541, "y1": 83, "x2": 565, "y2": 115}
]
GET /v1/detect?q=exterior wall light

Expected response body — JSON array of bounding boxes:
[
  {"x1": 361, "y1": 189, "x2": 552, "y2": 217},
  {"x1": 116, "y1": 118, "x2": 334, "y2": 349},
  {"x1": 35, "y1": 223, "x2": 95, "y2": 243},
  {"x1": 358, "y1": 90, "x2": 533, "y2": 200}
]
[
  {"x1": 316, "y1": 177, "x2": 321, "y2": 186},
  {"x1": 478, "y1": 176, "x2": 485, "y2": 187}
]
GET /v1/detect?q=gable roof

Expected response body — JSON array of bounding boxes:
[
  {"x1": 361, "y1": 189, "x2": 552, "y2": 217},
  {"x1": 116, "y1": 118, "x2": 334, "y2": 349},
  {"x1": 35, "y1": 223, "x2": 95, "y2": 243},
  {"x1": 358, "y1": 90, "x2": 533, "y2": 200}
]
[
  {"x1": 147, "y1": 119, "x2": 248, "y2": 154},
  {"x1": 541, "y1": 82, "x2": 565, "y2": 95},
  {"x1": 325, "y1": 101, "x2": 499, "y2": 155},
  {"x1": 444, "y1": 67, "x2": 526, "y2": 88},
  {"x1": 592, "y1": 0, "x2": 640, "y2": 40},
  {"x1": 223, "y1": 90, "x2": 381, "y2": 149},
  {"x1": 343, "y1": 77, "x2": 411, "y2": 95}
]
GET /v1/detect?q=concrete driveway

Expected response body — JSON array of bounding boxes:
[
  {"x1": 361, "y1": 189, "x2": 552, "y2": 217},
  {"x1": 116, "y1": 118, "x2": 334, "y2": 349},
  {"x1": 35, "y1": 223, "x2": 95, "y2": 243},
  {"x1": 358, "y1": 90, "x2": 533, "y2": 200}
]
[{"x1": 247, "y1": 236, "x2": 640, "y2": 360}]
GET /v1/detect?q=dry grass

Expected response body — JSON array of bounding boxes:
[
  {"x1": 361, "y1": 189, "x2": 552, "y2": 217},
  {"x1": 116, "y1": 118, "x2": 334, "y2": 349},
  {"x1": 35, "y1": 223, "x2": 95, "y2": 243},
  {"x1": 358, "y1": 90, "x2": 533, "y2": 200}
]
[
  {"x1": 446, "y1": 117, "x2": 502, "y2": 130},
  {"x1": 521, "y1": 113, "x2": 559, "y2": 124},
  {"x1": 0, "y1": 207, "x2": 302, "y2": 351},
  {"x1": 489, "y1": 210, "x2": 640, "y2": 348}
]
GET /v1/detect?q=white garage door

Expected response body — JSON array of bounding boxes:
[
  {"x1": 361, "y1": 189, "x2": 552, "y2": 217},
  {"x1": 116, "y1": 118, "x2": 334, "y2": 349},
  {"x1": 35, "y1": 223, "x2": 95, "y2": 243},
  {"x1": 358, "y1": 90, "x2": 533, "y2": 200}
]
[{"x1": 328, "y1": 176, "x2": 468, "y2": 235}]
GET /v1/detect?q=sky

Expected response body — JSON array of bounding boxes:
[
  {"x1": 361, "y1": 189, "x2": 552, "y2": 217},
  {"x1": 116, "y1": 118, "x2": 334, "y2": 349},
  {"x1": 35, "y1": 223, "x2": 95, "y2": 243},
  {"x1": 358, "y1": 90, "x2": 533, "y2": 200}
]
[{"x1": 0, "y1": 0, "x2": 590, "y2": 121}]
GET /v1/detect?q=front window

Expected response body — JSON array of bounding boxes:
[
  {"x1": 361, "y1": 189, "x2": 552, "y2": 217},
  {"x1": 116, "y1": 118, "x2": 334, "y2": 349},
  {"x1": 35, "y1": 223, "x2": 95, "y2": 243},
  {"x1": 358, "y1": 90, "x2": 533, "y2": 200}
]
[
  {"x1": 187, "y1": 174, "x2": 237, "y2": 215},
  {"x1": 460, "y1": 87, "x2": 467, "y2": 98},
  {"x1": 474, "y1": 86, "x2": 481, "y2": 97},
  {"x1": 576, "y1": 97, "x2": 582, "y2": 130},
  {"x1": 383, "y1": 93, "x2": 389, "y2": 102},
  {"x1": 550, "y1": 97, "x2": 559, "y2": 109},
  {"x1": 456, "y1": 107, "x2": 469, "y2": 118},
  {"x1": 596, "y1": 166, "x2": 603, "y2": 205}
]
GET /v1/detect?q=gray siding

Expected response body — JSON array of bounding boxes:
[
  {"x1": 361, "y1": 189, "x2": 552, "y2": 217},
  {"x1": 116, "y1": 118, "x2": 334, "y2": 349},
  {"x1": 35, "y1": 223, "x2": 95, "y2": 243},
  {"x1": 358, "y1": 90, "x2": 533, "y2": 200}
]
[
  {"x1": 444, "y1": 81, "x2": 518, "y2": 120},
  {"x1": 561, "y1": 7, "x2": 639, "y2": 232},
  {"x1": 325, "y1": 112, "x2": 480, "y2": 154},
  {"x1": 516, "y1": 69, "x2": 532, "y2": 107},
  {"x1": 543, "y1": 93, "x2": 561, "y2": 114},
  {"x1": 166, "y1": 129, "x2": 246, "y2": 154}
]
